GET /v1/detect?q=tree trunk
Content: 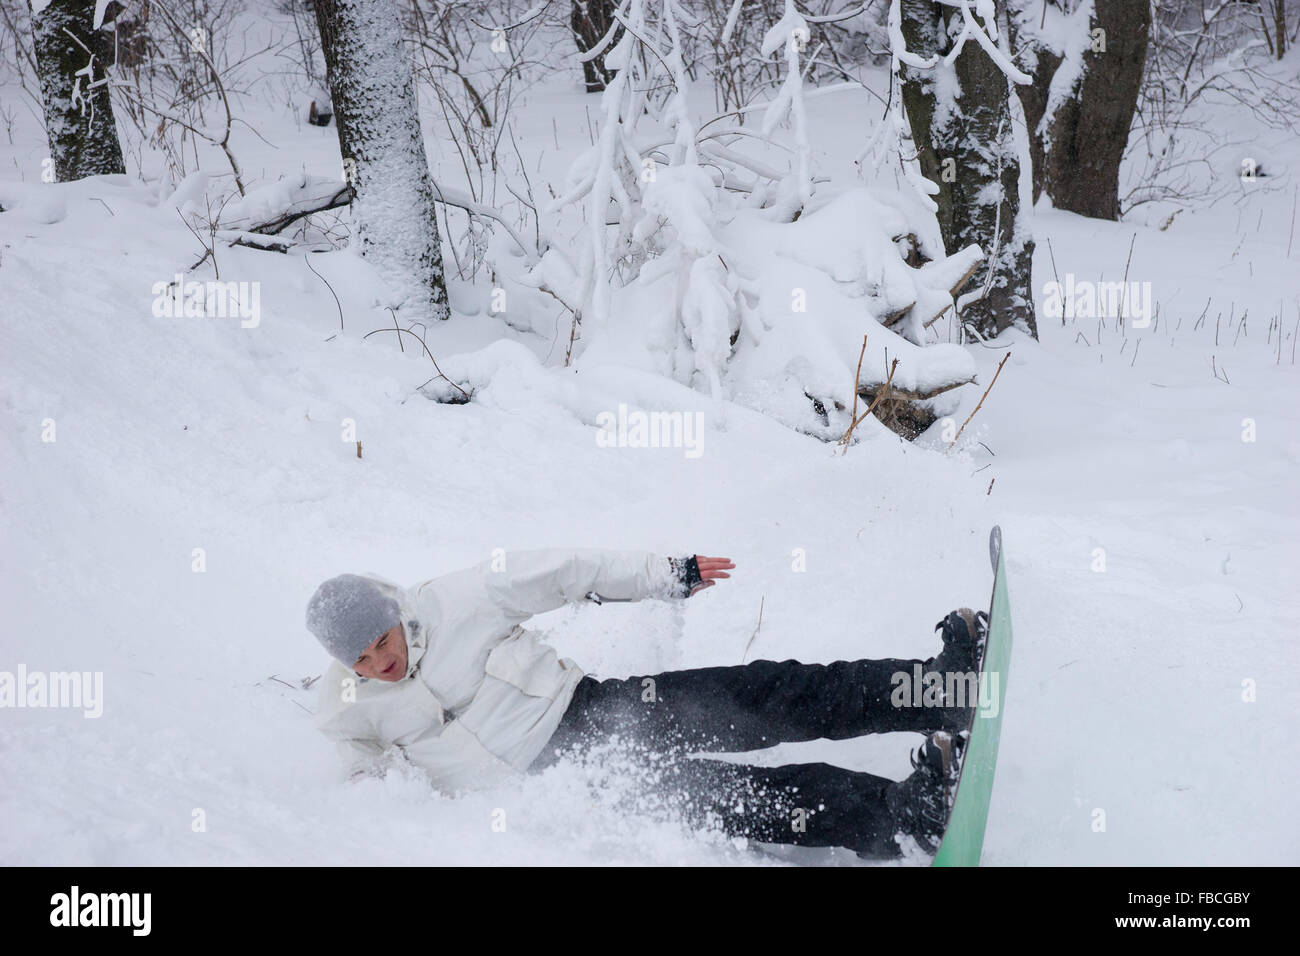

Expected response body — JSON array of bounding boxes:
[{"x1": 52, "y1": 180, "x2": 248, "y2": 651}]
[
  {"x1": 31, "y1": 0, "x2": 126, "y2": 181},
  {"x1": 1276, "y1": 0, "x2": 1288, "y2": 59},
  {"x1": 897, "y1": 0, "x2": 1037, "y2": 340},
  {"x1": 313, "y1": 0, "x2": 450, "y2": 320},
  {"x1": 571, "y1": 0, "x2": 618, "y2": 93},
  {"x1": 1006, "y1": 0, "x2": 1150, "y2": 220}
]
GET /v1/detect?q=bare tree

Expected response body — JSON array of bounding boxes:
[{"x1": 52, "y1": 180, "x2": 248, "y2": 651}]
[
  {"x1": 313, "y1": 0, "x2": 450, "y2": 319},
  {"x1": 1004, "y1": 0, "x2": 1150, "y2": 221},
  {"x1": 896, "y1": 0, "x2": 1037, "y2": 340},
  {"x1": 571, "y1": 0, "x2": 619, "y2": 92},
  {"x1": 31, "y1": 0, "x2": 126, "y2": 180}
]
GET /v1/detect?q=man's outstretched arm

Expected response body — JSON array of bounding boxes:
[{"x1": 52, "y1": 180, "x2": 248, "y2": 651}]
[{"x1": 479, "y1": 548, "x2": 734, "y2": 618}]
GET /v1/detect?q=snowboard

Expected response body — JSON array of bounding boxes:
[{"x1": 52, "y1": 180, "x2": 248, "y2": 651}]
[{"x1": 930, "y1": 525, "x2": 1013, "y2": 867}]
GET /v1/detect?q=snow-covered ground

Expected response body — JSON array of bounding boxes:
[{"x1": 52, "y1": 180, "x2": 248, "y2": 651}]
[{"x1": 1, "y1": 27, "x2": 1298, "y2": 865}]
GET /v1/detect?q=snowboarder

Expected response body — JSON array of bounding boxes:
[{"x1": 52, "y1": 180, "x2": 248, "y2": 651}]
[{"x1": 305, "y1": 548, "x2": 985, "y2": 858}]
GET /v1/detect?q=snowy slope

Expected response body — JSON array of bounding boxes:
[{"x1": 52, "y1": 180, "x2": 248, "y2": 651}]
[{"x1": 2, "y1": 45, "x2": 1298, "y2": 864}]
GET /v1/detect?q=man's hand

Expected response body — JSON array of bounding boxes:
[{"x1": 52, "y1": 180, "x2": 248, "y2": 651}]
[{"x1": 688, "y1": 555, "x2": 735, "y2": 596}]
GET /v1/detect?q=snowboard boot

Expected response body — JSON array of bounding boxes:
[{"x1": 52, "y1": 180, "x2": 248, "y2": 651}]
[
  {"x1": 886, "y1": 730, "x2": 961, "y2": 853},
  {"x1": 923, "y1": 609, "x2": 988, "y2": 731}
]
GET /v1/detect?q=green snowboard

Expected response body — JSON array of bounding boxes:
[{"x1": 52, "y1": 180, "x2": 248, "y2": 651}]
[{"x1": 931, "y1": 526, "x2": 1014, "y2": 867}]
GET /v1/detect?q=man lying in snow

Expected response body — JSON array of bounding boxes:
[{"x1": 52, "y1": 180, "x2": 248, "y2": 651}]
[{"x1": 305, "y1": 548, "x2": 984, "y2": 859}]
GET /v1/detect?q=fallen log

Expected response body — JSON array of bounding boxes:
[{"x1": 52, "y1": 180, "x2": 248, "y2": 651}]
[
  {"x1": 218, "y1": 176, "x2": 355, "y2": 236},
  {"x1": 852, "y1": 373, "x2": 977, "y2": 441},
  {"x1": 218, "y1": 173, "x2": 539, "y2": 264},
  {"x1": 855, "y1": 376, "x2": 974, "y2": 403}
]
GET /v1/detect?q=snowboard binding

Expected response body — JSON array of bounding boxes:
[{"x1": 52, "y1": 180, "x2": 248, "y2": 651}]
[{"x1": 889, "y1": 730, "x2": 963, "y2": 852}]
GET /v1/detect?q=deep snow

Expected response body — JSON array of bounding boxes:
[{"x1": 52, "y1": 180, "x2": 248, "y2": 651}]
[{"x1": 1, "y1": 19, "x2": 1298, "y2": 865}]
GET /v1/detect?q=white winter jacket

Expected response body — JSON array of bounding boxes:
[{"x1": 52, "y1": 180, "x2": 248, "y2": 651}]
[{"x1": 314, "y1": 549, "x2": 685, "y2": 792}]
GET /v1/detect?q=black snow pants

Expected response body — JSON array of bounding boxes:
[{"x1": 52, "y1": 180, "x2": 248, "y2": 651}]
[{"x1": 531, "y1": 656, "x2": 945, "y2": 859}]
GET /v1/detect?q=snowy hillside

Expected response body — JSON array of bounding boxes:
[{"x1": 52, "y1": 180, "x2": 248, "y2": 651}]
[{"x1": 1, "y1": 1, "x2": 1298, "y2": 865}]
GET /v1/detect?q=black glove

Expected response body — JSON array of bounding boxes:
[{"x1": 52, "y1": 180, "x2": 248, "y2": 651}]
[{"x1": 668, "y1": 554, "x2": 703, "y2": 597}]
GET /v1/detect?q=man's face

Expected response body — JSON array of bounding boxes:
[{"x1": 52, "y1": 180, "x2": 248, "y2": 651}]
[{"x1": 352, "y1": 623, "x2": 407, "y2": 681}]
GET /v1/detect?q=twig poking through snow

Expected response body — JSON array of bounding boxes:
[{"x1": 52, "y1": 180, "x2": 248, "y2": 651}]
[
  {"x1": 948, "y1": 351, "x2": 1010, "y2": 452},
  {"x1": 1293, "y1": 309, "x2": 1299, "y2": 365},
  {"x1": 1118, "y1": 233, "x2": 1137, "y2": 333},
  {"x1": 843, "y1": 334, "x2": 868, "y2": 450},
  {"x1": 304, "y1": 255, "x2": 343, "y2": 332},
  {"x1": 839, "y1": 357, "x2": 899, "y2": 450},
  {"x1": 1288, "y1": 186, "x2": 1296, "y2": 259},
  {"x1": 1046, "y1": 236, "x2": 1062, "y2": 325},
  {"x1": 386, "y1": 308, "x2": 404, "y2": 354},
  {"x1": 742, "y1": 596, "x2": 765, "y2": 663},
  {"x1": 363, "y1": 327, "x2": 471, "y2": 403},
  {"x1": 177, "y1": 209, "x2": 217, "y2": 279}
]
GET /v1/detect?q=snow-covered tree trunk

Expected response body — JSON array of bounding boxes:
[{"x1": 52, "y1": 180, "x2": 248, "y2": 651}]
[
  {"x1": 31, "y1": 0, "x2": 126, "y2": 181},
  {"x1": 571, "y1": 0, "x2": 619, "y2": 92},
  {"x1": 895, "y1": 0, "x2": 1037, "y2": 339},
  {"x1": 1005, "y1": 0, "x2": 1150, "y2": 221},
  {"x1": 313, "y1": 0, "x2": 449, "y2": 320}
]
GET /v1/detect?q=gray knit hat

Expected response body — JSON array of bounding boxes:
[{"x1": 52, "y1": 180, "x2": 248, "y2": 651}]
[{"x1": 306, "y1": 573, "x2": 403, "y2": 666}]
